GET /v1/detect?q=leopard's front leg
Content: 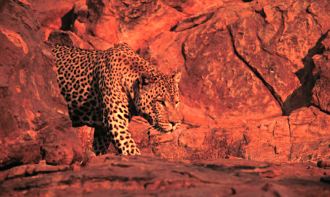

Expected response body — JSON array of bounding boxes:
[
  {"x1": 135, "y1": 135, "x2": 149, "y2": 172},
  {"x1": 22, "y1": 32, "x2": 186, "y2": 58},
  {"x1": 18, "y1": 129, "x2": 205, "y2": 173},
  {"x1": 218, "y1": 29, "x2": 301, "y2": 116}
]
[{"x1": 102, "y1": 93, "x2": 141, "y2": 155}]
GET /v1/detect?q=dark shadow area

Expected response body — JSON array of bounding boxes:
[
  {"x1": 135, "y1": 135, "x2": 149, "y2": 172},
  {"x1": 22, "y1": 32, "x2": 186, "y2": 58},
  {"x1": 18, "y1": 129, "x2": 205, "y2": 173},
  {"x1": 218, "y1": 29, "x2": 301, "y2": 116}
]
[
  {"x1": 60, "y1": 8, "x2": 77, "y2": 31},
  {"x1": 0, "y1": 160, "x2": 23, "y2": 171},
  {"x1": 0, "y1": 0, "x2": 7, "y2": 12},
  {"x1": 282, "y1": 31, "x2": 328, "y2": 115},
  {"x1": 93, "y1": 126, "x2": 112, "y2": 155}
]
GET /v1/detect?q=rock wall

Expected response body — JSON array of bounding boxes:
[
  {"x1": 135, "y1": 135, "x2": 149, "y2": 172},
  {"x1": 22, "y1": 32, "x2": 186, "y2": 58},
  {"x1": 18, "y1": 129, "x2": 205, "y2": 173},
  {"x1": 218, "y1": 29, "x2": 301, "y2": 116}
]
[{"x1": 0, "y1": 0, "x2": 329, "y2": 167}]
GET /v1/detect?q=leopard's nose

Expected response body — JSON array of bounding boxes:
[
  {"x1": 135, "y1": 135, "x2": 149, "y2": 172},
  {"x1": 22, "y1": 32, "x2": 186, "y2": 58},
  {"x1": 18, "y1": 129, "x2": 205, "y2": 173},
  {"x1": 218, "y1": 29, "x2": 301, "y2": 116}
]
[
  {"x1": 169, "y1": 121, "x2": 176, "y2": 127},
  {"x1": 169, "y1": 121, "x2": 180, "y2": 131}
]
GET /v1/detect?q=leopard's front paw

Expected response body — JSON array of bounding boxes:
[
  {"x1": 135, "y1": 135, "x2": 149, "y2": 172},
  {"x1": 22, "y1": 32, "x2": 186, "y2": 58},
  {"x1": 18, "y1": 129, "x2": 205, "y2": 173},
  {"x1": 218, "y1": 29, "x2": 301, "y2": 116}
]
[
  {"x1": 120, "y1": 146, "x2": 141, "y2": 156},
  {"x1": 127, "y1": 146, "x2": 141, "y2": 155}
]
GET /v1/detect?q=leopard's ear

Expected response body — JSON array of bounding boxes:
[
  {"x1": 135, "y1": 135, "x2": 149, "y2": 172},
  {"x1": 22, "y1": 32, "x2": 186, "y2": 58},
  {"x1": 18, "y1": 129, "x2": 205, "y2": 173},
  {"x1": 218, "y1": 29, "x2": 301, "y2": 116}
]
[{"x1": 172, "y1": 71, "x2": 181, "y2": 83}]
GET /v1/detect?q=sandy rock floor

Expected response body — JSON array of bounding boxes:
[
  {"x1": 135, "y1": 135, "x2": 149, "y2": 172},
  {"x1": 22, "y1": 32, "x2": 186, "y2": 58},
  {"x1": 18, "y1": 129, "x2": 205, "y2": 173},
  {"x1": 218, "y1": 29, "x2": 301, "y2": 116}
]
[{"x1": 1, "y1": 155, "x2": 329, "y2": 196}]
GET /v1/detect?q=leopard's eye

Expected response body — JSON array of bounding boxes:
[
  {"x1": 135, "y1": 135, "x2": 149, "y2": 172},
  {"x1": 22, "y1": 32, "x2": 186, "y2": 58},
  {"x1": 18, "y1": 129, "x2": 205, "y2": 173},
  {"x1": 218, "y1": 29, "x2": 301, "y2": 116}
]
[{"x1": 159, "y1": 100, "x2": 166, "y2": 106}]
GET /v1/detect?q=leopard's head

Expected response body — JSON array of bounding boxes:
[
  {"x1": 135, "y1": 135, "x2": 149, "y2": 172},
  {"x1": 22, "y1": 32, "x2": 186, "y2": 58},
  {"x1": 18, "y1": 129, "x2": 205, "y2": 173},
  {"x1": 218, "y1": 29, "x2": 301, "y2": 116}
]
[{"x1": 134, "y1": 71, "x2": 182, "y2": 132}]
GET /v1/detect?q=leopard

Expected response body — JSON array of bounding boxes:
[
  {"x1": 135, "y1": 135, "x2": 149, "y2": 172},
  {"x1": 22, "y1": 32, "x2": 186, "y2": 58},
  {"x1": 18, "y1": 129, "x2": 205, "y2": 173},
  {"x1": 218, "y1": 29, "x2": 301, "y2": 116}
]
[{"x1": 52, "y1": 43, "x2": 182, "y2": 155}]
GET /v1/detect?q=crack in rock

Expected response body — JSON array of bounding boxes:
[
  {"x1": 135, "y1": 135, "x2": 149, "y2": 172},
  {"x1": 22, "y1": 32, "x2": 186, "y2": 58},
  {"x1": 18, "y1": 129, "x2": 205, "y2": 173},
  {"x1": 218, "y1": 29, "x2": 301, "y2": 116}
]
[
  {"x1": 287, "y1": 117, "x2": 293, "y2": 161},
  {"x1": 311, "y1": 103, "x2": 330, "y2": 115},
  {"x1": 306, "y1": 4, "x2": 322, "y2": 33},
  {"x1": 170, "y1": 12, "x2": 214, "y2": 32},
  {"x1": 171, "y1": 170, "x2": 219, "y2": 185},
  {"x1": 227, "y1": 25, "x2": 285, "y2": 114}
]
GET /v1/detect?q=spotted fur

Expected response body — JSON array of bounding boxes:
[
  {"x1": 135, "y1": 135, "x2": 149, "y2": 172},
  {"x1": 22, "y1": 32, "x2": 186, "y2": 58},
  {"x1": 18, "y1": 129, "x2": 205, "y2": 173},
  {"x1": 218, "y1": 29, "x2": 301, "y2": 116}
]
[{"x1": 52, "y1": 43, "x2": 182, "y2": 155}]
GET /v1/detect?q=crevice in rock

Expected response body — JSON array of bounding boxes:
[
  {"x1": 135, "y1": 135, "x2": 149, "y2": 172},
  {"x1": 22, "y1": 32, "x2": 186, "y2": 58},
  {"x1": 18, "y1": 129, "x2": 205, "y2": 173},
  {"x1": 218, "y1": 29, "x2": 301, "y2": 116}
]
[
  {"x1": 4, "y1": 165, "x2": 70, "y2": 181},
  {"x1": 161, "y1": 0, "x2": 185, "y2": 13},
  {"x1": 13, "y1": 182, "x2": 50, "y2": 191},
  {"x1": 227, "y1": 26, "x2": 285, "y2": 114},
  {"x1": 256, "y1": 7, "x2": 286, "y2": 54},
  {"x1": 282, "y1": 31, "x2": 328, "y2": 115},
  {"x1": 60, "y1": 8, "x2": 77, "y2": 31},
  {"x1": 287, "y1": 117, "x2": 293, "y2": 161},
  {"x1": 306, "y1": 4, "x2": 322, "y2": 32},
  {"x1": 311, "y1": 104, "x2": 330, "y2": 115},
  {"x1": 12, "y1": 0, "x2": 29, "y2": 9},
  {"x1": 170, "y1": 12, "x2": 214, "y2": 32},
  {"x1": 171, "y1": 6, "x2": 184, "y2": 12},
  {"x1": 181, "y1": 41, "x2": 189, "y2": 73},
  {"x1": 269, "y1": 7, "x2": 286, "y2": 46},
  {"x1": 195, "y1": 163, "x2": 270, "y2": 171},
  {"x1": 181, "y1": 42, "x2": 187, "y2": 62},
  {"x1": 265, "y1": 10, "x2": 286, "y2": 59},
  {"x1": 255, "y1": 8, "x2": 266, "y2": 19},
  {"x1": 0, "y1": 160, "x2": 23, "y2": 171},
  {"x1": 172, "y1": 170, "x2": 219, "y2": 184}
]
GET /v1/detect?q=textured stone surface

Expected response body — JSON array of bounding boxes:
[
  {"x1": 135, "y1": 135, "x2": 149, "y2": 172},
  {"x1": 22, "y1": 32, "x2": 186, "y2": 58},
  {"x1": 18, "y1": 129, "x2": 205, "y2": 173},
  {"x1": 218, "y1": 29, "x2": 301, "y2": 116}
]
[
  {"x1": 0, "y1": 0, "x2": 329, "y2": 190},
  {"x1": 0, "y1": 155, "x2": 329, "y2": 196},
  {"x1": 312, "y1": 34, "x2": 330, "y2": 113},
  {"x1": 0, "y1": 1, "x2": 88, "y2": 167}
]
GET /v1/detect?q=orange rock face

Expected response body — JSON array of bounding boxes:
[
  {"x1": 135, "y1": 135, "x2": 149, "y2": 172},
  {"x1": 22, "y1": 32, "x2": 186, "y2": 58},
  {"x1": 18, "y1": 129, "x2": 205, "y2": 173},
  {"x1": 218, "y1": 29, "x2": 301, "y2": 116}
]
[{"x1": 0, "y1": 1, "x2": 329, "y2": 194}]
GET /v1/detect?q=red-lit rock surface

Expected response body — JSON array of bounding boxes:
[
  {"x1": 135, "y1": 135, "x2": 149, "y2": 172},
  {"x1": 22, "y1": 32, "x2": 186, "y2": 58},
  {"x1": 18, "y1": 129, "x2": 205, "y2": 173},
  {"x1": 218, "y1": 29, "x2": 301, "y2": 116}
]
[
  {"x1": 0, "y1": 0, "x2": 329, "y2": 195},
  {"x1": 1, "y1": 155, "x2": 330, "y2": 196}
]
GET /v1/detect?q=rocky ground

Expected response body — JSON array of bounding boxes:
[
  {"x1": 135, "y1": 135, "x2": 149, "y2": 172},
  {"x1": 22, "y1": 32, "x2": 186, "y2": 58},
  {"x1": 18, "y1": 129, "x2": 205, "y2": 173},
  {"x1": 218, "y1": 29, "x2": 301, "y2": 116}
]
[
  {"x1": 1, "y1": 155, "x2": 330, "y2": 196},
  {"x1": 0, "y1": 0, "x2": 330, "y2": 195}
]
